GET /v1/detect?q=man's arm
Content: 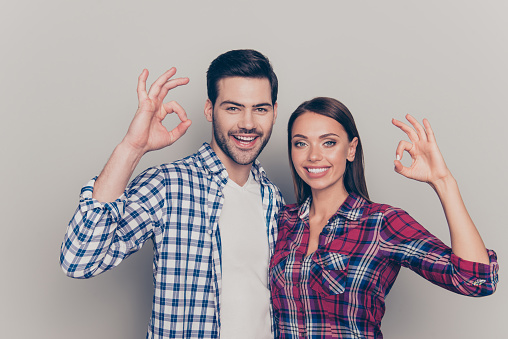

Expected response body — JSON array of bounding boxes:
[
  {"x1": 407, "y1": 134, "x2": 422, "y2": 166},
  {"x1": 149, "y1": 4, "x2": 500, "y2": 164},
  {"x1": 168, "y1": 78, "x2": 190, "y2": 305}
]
[
  {"x1": 93, "y1": 68, "x2": 191, "y2": 202},
  {"x1": 61, "y1": 68, "x2": 191, "y2": 278}
]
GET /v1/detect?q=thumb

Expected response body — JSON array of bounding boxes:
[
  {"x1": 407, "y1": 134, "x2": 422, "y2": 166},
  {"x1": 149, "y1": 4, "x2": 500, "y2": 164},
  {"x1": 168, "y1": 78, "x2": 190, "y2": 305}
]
[
  {"x1": 167, "y1": 119, "x2": 192, "y2": 145},
  {"x1": 394, "y1": 160, "x2": 410, "y2": 178}
]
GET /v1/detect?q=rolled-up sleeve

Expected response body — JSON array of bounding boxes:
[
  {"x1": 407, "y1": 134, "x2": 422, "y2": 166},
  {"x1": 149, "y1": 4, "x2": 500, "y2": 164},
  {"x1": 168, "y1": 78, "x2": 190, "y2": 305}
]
[
  {"x1": 60, "y1": 167, "x2": 165, "y2": 278},
  {"x1": 380, "y1": 207, "x2": 499, "y2": 297}
]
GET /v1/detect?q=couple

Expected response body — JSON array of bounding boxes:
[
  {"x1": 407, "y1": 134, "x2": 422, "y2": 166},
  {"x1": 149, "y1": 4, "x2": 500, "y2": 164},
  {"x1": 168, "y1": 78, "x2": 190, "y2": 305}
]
[{"x1": 60, "y1": 50, "x2": 498, "y2": 339}]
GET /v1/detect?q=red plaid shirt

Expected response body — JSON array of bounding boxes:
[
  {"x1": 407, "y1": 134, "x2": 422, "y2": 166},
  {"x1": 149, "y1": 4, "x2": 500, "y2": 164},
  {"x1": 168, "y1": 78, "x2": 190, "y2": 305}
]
[{"x1": 270, "y1": 193, "x2": 498, "y2": 338}]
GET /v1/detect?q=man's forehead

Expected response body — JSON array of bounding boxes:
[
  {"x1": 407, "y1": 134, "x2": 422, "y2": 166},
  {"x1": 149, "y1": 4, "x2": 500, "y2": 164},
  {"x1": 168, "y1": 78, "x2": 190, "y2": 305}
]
[{"x1": 216, "y1": 77, "x2": 272, "y2": 105}]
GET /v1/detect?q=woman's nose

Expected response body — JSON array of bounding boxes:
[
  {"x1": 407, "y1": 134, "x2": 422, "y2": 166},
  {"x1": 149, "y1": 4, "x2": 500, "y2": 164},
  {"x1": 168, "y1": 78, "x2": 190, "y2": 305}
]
[{"x1": 308, "y1": 146, "x2": 322, "y2": 162}]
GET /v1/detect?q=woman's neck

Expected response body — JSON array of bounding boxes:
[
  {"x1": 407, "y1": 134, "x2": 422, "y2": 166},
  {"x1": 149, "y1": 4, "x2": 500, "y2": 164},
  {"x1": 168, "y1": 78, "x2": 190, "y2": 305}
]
[{"x1": 309, "y1": 185, "x2": 349, "y2": 220}]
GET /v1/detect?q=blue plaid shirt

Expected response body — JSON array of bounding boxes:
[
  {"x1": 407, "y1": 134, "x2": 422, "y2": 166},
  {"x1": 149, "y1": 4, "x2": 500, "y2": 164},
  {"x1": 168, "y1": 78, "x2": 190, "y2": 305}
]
[{"x1": 60, "y1": 143, "x2": 285, "y2": 338}]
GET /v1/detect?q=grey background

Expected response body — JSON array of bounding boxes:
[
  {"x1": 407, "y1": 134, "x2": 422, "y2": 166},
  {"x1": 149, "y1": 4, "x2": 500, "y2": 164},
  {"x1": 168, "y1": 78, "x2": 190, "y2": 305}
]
[{"x1": 1, "y1": 1, "x2": 506, "y2": 338}]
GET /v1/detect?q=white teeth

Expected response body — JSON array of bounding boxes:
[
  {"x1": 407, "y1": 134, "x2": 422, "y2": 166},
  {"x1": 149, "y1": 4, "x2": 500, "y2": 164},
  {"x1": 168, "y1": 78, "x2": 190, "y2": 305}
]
[
  {"x1": 235, "y1": 135, "x2": 256, "y2": 141},
  {"x1": 307, "y1": 168, "x2": 328, "y2": 174}
]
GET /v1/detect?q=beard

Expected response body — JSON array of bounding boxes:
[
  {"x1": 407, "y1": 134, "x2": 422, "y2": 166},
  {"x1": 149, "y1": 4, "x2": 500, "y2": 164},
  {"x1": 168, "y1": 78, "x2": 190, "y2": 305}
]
[{"x1": 212, "y1": 116, "x2": 273, "y2": 166}]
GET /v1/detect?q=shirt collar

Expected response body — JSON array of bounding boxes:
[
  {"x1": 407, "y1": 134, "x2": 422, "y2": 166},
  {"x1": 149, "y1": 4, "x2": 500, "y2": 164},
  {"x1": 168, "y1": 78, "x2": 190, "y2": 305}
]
[
  {"x1": 197, "y1": 142, "x2": 226, "y2": 175},
  {"x1": 298, "y1": 192, "x2": 367, "y2": 221},
  {"x1": 196, "y1": 142, "x2": 268, "y2": 185}
]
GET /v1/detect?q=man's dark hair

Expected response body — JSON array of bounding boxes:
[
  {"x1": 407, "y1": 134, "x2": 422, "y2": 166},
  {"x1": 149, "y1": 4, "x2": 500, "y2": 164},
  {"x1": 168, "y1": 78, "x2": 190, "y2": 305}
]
[{"x1": 207, "y1": 49, "x2": 278, "y2": 106}]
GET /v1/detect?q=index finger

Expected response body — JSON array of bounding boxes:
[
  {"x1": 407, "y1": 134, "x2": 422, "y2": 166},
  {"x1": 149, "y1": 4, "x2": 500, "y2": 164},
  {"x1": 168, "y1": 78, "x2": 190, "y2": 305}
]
[
  {"x1": 392, "y1": 118, "x2": 419, "y2": 142},
  {"x1": 163, "y1": 100, "x2": 189, "y2": 122}
]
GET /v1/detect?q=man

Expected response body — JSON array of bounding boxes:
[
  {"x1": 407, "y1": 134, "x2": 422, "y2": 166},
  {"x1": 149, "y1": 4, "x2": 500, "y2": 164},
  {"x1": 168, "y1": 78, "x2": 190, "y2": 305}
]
[{"x1": 60, "y1": 50, "x2": 284, "y2": 339}]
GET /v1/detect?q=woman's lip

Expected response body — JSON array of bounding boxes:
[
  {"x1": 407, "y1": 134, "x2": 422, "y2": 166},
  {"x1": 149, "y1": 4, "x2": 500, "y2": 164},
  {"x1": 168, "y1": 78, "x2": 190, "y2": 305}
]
[{"x1": 304, "y1": 167, "x2": 330, "y2": 178}]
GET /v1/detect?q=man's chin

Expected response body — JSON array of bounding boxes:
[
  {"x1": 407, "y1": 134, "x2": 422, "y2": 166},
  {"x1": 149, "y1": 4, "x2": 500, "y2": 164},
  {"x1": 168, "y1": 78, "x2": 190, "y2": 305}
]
[{"x1": 229, "y1": 147, "x2": 262, "y2": 166}]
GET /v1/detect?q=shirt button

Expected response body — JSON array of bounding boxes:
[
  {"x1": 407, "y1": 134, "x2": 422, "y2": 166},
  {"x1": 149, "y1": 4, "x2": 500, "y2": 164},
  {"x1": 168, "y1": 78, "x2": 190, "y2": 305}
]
[
  {"x1": 472, "y1": 279, "x2": 486, "y2": 286},
  {"x1": 294, "y1": 283, "x2": 300, "y2": 287},
  {"x1": 208, "y1": 230, "x2": 213, "y2": 235},
  {"x1": 217, "y1": 191, "x2": 222, "y2": 196}
]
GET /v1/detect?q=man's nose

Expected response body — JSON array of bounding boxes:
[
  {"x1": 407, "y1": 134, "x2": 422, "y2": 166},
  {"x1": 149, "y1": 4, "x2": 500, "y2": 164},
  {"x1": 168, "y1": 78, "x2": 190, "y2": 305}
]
[{"x1": 238, "y1": 111, "x2": 255, "y2": 130}]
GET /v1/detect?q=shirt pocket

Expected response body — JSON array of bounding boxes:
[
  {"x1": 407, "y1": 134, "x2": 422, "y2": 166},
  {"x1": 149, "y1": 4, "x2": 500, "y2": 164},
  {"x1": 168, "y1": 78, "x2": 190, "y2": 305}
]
[{"x1": 309, "y1": 251, "x2": 350, "y2": 296}]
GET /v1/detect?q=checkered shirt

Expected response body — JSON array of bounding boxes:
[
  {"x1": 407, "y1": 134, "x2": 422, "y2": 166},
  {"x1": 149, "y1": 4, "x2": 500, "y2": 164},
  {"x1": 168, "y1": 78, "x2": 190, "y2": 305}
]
[
  {"x1": 270, "y1": 193, "x2": 498, "y2": 338},
  {"x1": 60, "y1": 143, "x2": 284, "y2": 339}
]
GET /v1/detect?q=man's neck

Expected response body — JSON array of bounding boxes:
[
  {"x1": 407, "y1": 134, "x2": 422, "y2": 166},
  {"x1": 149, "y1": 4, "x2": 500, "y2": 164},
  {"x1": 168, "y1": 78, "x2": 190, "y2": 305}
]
[{"x1": 209, "y1": 142, "x2": 253, "y2": 186}]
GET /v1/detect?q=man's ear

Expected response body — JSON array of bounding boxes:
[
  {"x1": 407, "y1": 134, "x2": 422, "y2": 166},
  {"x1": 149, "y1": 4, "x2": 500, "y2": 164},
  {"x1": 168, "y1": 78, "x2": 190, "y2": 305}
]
[
  {"x1": 204, "y1": 99, "x2": 213, "y2": 122},
  {"x1": 347, "y1": 137, "x2": 358, "y2": 162},
  {"x1": 273, "y1": 102, "x2": 278, "y2": 125}
]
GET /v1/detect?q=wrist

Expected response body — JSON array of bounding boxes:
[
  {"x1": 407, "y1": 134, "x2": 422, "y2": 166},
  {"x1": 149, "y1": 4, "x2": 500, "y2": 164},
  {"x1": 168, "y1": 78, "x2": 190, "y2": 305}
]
[
  {"x1": 118, "y1": 139, "x2": 147, "y2": 159},
  {"x1": 429, "y1": 174, "x2": 457, "y2": 196},
  {"x1": 116, "y1": 140, "x2": 146, "y2": 167}
]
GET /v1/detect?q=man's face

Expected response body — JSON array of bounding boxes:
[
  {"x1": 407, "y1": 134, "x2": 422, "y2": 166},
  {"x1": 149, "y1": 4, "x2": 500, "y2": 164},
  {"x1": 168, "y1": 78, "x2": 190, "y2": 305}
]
[{"x1": 205, "y1": 77, "x2": 277, "y2": 167}]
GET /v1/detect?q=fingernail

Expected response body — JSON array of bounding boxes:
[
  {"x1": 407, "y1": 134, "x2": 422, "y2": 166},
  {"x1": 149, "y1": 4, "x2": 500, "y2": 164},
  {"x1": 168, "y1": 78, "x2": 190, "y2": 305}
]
[{"x1": 396, "y1": 155, "x2": 400, "y2": 161}]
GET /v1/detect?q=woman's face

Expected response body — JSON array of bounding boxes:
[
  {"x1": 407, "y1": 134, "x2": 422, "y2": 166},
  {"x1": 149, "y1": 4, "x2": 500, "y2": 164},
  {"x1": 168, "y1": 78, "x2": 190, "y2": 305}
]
[{"x1": 291, "y1": 112, "x2": 358, "y2": 195}]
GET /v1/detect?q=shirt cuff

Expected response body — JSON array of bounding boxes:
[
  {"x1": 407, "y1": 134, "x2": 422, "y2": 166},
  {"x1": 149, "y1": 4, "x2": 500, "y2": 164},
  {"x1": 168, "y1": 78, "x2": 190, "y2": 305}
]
[
  {"x1": 78, "y1": 177, "x2": 126, "y2": 223},
  {"x1": 451, "y1": 249, "x2": 499, "y2": 286}
]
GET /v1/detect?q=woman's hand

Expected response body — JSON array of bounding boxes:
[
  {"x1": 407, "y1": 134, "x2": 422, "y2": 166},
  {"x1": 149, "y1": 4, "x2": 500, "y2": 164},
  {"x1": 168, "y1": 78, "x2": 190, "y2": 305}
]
[
  {"x1": 392, "y1": 114, "x2": 453, "y2": 188},
  {"x1": 392, "y1": 114, "x2": 490, "y2": 264}
]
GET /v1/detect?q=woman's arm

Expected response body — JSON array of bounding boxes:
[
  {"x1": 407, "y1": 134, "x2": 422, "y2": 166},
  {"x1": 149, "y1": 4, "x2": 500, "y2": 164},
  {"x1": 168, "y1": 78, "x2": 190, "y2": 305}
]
[{"x1": 392, "y1": 115, "x2": 489, "y2": 264}]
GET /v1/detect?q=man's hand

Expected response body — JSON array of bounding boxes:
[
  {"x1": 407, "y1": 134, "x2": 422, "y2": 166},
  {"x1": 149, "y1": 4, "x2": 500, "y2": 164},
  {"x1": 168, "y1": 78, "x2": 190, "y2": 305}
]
[
  {"x1": 122, "y1": 68, "x2": 191, "y2": 155},
  {"x1": 93, "y1": 68, "x2": 190, "y2": 202},
  {"x1": 392, "y1": 114, "x2": 452, "y2": 188}
]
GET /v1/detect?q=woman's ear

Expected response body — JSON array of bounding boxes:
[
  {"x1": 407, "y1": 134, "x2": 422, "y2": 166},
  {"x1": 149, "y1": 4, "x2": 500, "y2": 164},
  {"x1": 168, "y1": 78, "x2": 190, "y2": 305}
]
[{"x1": 347, "y1": 137, "x2": 358, "y2": 162}]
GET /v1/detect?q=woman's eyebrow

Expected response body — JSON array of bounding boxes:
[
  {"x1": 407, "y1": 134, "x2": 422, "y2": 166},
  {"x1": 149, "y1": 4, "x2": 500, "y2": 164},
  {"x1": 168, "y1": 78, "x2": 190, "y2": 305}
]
[
  {"x1": 319, "y1": 133, "x2": 340, "y2": 139},
  {"x1": 292, "y1": 133, "x2": 340, "y2": 139}
]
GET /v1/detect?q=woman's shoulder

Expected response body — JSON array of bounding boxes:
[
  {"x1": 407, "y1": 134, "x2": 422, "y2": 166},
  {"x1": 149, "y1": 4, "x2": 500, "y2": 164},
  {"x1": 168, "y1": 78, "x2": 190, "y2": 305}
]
[
  {"x1": 279, "y1": 203, "x2": 300, "y2": 218},
  {"x1": 361, "y1": 200, "x2": 408, "y2": 219}
]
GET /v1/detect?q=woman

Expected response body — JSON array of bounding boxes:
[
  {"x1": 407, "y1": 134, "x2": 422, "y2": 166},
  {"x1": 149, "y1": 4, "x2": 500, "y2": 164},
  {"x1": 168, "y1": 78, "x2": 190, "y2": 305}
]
[{"x1": 270, "y1": 97, "x2": 498, "y2": 338}]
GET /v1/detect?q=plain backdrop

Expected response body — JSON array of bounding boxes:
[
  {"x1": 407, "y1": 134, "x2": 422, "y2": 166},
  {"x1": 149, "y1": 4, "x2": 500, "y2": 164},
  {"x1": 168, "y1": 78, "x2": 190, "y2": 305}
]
[{"x1": 1, "y1": 1, "x2": 505, "y2": 338}]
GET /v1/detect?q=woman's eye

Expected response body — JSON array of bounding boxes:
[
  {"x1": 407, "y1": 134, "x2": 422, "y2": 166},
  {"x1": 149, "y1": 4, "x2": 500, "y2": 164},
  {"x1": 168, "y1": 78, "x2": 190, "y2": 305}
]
[
  {"x1": 324, "y1": 141, "x2": 336, "y2": 147},
  {"x1": 294, "y1": 141, "x2": 307, "y2": 148}
]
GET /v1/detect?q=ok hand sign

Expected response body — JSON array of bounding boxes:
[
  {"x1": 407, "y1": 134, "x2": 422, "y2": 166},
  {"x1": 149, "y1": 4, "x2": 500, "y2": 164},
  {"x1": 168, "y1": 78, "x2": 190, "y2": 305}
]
[
  {"x1": 123, "y1": 68, "x2": 191, "y2": 154},
  {"x1": 392, "y1": 114, "x2": 453, "y2": 188}
]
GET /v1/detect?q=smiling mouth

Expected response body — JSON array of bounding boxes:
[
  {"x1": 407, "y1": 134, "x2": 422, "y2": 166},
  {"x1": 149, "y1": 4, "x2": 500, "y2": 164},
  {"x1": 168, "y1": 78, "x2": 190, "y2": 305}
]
[
  {"x1": 234, "y1": 135, "x2": 257, "y2": 142},
  {"x1": 306, "y1": 167, "x2": 329, "y2": 174},
  {"x1": 232, "y1": 135, "x2": 260, "y2": 147}
]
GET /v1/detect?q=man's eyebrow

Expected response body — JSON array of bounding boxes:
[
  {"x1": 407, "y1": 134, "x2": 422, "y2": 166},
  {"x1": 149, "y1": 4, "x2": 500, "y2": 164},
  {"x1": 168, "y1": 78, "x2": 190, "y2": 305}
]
[
  {"x1": 253, "y1": 103, "x2": 273, "y2": 108},
  {"x1": 219, "y1": 101, "x2": 245, "y2": 107},
  {"x1": 219, "y1": 101, "x2": 272, "y2": 108}
]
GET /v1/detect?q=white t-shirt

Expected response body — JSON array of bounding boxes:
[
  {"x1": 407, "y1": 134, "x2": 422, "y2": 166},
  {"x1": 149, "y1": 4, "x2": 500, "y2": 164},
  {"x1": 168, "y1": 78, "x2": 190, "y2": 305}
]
[{"x1": 219, "y1": 172, "x2": 272, "y2": 339}]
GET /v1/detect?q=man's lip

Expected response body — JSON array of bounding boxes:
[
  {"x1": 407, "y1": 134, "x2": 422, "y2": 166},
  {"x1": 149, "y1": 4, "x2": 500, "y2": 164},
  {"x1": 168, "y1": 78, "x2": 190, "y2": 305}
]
[
  {"x1": 231, "y1": 134, "x2": 260, "y2": 148},
  {"x1": 231, "y1": 134, "x2": 260, "y2": 140}
]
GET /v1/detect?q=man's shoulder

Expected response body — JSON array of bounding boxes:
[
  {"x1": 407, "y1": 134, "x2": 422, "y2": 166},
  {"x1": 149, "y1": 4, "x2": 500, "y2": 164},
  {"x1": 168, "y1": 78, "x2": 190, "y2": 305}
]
[
  {"x1": 159, "y1": 151, "x2": 205, "y2": 171},
  {"x1": 132, "y1": 148, "x2": 208, "y2": 185}
]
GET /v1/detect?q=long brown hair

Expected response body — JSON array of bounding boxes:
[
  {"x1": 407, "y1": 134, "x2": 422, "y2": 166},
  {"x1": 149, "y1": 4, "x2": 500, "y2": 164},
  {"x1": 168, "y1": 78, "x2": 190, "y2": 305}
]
[{"x1": 288, "y1": 97, "x2": 370, "y2": 205}]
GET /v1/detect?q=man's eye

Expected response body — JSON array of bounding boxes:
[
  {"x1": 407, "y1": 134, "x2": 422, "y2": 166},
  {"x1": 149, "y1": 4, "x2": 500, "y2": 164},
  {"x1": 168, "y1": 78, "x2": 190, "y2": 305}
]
[
  {"x1": 227, "y1": 107, "x2": 239, "y2": 112},
  {"x1": 256, "y1": 107, "x2": 268, "y2": 113}
]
